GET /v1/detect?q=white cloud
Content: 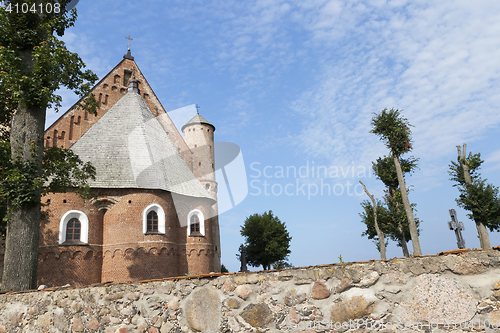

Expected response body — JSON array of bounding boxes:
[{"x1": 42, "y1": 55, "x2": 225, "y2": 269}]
[{"x1": 289, "y1": 0, "x2": 500, "y2": 178}]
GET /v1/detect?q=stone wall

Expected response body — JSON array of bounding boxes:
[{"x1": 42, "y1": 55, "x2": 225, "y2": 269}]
[{"x1": 1, "y1": 248, "x2": 500, "y2": 333}]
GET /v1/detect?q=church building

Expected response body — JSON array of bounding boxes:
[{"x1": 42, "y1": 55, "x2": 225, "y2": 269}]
[{"x1": 37, "y1": 49, "x2": 221, "y2": 287}]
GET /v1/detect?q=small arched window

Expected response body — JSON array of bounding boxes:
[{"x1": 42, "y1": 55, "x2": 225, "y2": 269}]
[
  {"x1": 147, "y1": 210, "x2": 159, "y2": 232},
  {"x1": 143, "y1": 204, "x2": 165, "y2": 234},
  {"x1": 190, "y1": 215, "x2": 200, "y2": 233},
  {"x1": 66, "y1": 218, "x2": 81, "y2": 241},
  {"x1": 187, "y1": 209, "x2": 205, "y2": 236},
  {"x1": 59, "y1": 210, "x2": 89, "y2": 245}
]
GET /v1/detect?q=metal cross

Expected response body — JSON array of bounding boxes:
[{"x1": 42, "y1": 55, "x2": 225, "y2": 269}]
[
  {"x1": 195, "y1": 104, "x2": 200, "y2": 114},
  {"x1": 448, "y1": 209, "x2": 466, "y2": 249},
  {"x1": 125, "y1": 35, "x2": 133, "y2": 49}
]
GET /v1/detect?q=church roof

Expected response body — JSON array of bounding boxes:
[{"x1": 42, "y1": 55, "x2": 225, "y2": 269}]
[
  {"x1": 182, "y1": 114, "x2": 215, "y2": 131},
  {"x1": 70, "y1": 88, "x2": 214, "y2": 202}
]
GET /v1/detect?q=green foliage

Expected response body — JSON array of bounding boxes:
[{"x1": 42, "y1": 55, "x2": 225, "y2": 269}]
[
  {"x1": 0, "y1": 0, "x2": 98, "y2": 229},
  {"x1": 0, "y1": 0, "x2": 98, "y2": 292},
  {"x1": 449, "y1": 152, "x2": 483, "y2": 186},
  {"x1": 42, "y1": 145, "x2": 96, "y2": 198},
  {"x1": 239, "y1": 210, "x2": 292, "y2": 271},
  {"x1": 0, "y1": 0, "x2": 98, "y2": 128},
  {"x1": 449, "y1": 152, "x2": 500, "y2": 232},
  {"x1": 360, "y1": 195, "x2": 412, "y2": 249},
  {"x1": 365, "y1": 155, "x2": 420, "y2": 248},
  {"x1": 0, "y1": 140, "x2": 96, "y2": 235},
  {"x1": 360, "y1": 188, "x2": 420, "y2": 253},
  {"x1": 272, "y1": 259, "x2": 293, "y2": 270},
  {"x1": 370, "y1": 108, "x2": 413, "y2": 157},
  {"x1": 220, "y1": 264, "x2": 229, "y2": 273},
  {"x1": 372, "y1": 155, "x2": 418, "y2": 190}
]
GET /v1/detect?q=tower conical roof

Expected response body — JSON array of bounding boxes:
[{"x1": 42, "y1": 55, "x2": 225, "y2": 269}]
[
  {"x1": 70, "y1": 89, "x2": 214, "y2": 201},
  {"x1": 182, "y1": 114, "x2": 215, "y2": 131}
]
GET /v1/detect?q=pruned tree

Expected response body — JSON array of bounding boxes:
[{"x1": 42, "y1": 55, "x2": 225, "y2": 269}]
[
  {"x1": 0, "y1": 0, "x2": 98, "y2": 291},
  {"x1": 238, "y1": 210, "x2": 292, "y2": 271},
  {"x1": 449, "y1": 144, "x2": 500, "y2": 248},
  {"x1": 371, "y1": 108, "x2": 422, "y2": 256},
  {"x1": 371, "y1": 155, "x2": 419, "y2": 257},
  {"x1": 359, "y1": 197, "x2": 389, "y2": 257},
  {"x1": 359, "y1": 180, "x2": 386, "y2": 260},
  {"x1": 359, "y1": 189, "x2": 419, "y2": 258}
]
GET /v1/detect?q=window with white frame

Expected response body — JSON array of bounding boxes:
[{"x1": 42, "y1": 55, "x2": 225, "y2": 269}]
[
  {"x1": 187, "y1": 209, "x2": 205, "y2": 236},
  {"x1": 143, "y1": 204, "x2": 165, "y2": 234},
  {"x1": 59, "y1": 210, "x2": 89, "y2": 244}
]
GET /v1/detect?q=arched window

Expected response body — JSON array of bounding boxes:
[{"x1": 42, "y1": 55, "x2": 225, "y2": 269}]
[
  {"x1": 187, "y1": 209, "x2": 205, "y2": 236},
  {"x1": 66, "y1": 218, "x2": 81, "y2": 241},
  {"x1": 147, "y1": 210, "x2": 158, "y2": 232},
  {"x1": 59, "y1": 210, "x2": 89, "y2": 244},
  {"x1": 190, "y1": 215, "x2": 200, "y2": 233},
  {"x1": 143, "y1": 204, "x2": 165, "y2": 234}
]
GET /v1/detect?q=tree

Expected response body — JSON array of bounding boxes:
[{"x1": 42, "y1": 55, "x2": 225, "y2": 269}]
[
  {"x1": 359, "y1": 197, "x2": 388, "y2": 257},
  {"x1": 359, "y1": 180, "x2": 386, "y2": 260},
  {"x1": 238, "y1": 211, "x2": 292, "y2": 270},
  {"x1": 449, "y1": 144, "x2": 500, "y2": 248},
  {"x1": 0, "y1": 0, "x2": 98, "y2": 291},
  {"x1": 272, "y1": 259, "x2": 293, "y2": 270},
  {"x1": 371, "y1": 155, "x2": 419, "y2": 257},
  {"x1": 371, "y1": 108, "x2": 422, "y2": 256},
  {"x1": 359, "y1": 190, "x2": 420, "y2": 258}
]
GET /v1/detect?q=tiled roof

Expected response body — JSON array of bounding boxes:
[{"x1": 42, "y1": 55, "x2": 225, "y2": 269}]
[
  {"x1": 181, "y1": 114, "x2": 215, "y2": 131},
  {"x1": 70, "y1": 90, "x2": 214, "y2": 201}
]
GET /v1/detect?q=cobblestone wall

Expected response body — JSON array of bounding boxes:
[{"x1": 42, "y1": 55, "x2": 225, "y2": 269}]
[{"x1": 0, "y1": 248, "x2": 500, "y2": 332}]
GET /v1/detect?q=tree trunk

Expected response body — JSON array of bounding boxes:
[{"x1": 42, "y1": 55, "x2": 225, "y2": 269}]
[
  {"x1": 397, "y1": 220, "x2": 410, "y2": 257},
  {"x1": 1, "y1": 47, "x2": 46, "y2": 291},
  {"x1": 393, "y1": 155, "x2": 422, "y2": 256},
  {"x1": 359, "y1": 181, "x2": 386, "y2": 260},
  {"x1": 457, "y1": 144, "x2": 491, "y2": 249}
]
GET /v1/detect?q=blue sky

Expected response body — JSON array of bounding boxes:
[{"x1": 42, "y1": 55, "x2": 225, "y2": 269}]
[{"x1": 47, "y1": 0, "x2": 500, "y2": 273}]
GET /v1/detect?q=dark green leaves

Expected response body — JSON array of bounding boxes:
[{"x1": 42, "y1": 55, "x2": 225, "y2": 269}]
[
  {"x1": 372, "y1": 155, "x2": 418, "y2": 190},
  {"x1": 371, "y1": 108, "x2": 413, "y2": 157},
  {"x1": 239, "y1": 210, "x2": 292, "y2": 270},
  {"x1": 0, "y1": 0, "x2": 98, "y2": 122},
  {"x1": 449, "y1": 152, "x2": 500, "y2": 232},
  {"x1": 0, "y1": 140, "x2": 96, "y2": 232}
]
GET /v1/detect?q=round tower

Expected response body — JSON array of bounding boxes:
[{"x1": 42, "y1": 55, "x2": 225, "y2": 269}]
[
  {"x1": 181, "y1": 113, "x2": 217, "y2": 196},
  {"x1": 182, "y1": 112, "x2": 221, "y2": 272}
]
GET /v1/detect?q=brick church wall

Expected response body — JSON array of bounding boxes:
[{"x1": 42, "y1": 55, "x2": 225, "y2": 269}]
[
  {"x1": 35, "y1": 189, "x2": 217, "y2": 287},
  {"x1": 0, "y1": 52, "x2": 222, "y2": 288}
]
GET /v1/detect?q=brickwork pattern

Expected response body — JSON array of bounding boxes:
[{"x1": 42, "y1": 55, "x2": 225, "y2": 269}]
[
  {"x1": 36, "y1": 189, "x2": 217, "y2": 287},
  {"x1": 0, "y1": 53, "x2": 222, "y2": 287},
  {"x1": 43, "y1": 57, "x2": 190, "y2": 162}
]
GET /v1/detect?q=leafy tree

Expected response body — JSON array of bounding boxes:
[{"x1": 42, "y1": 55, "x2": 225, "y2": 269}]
[
  {"x1": 220, "y1": 264, "x2": 229, "y2": 273},
  {"x1": 449, "y1": 144, "x2": 500, "y2": 248},
  {"x1": 238, "y1": 210, "x2": 292, "y2": 270},
  {"x1": 0, "y1": 141, "x2": 96, "y2": 229},
  {"x1": 360, "y1": 193, "x2": 420, "y2": 258},
  {"x1": 359, "y1": 180, "x2": 386, "y2": 260},
  {"x1": 370, "y1": 155, "x2": 419, "y2": 257},
  {"x1": 0, "y1": 0, "x2": 97, "y2": 291},
  {"x1": 371, "y1": 108, "x2": 422, "y2": 256},
  {"x1": 272, "y1": 258, "x2": 293, "y2": 270},
  {"x1": 360, "y1": 197, "x2": 388, "y2": 255}
]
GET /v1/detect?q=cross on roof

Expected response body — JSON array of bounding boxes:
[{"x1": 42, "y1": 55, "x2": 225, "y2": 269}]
[
  {"x1": 126, "y1": 35, "x2": 133, "y2": 49},
  {"x1": 195, "y1": 104, "x2": 200, "y2": 114}
]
